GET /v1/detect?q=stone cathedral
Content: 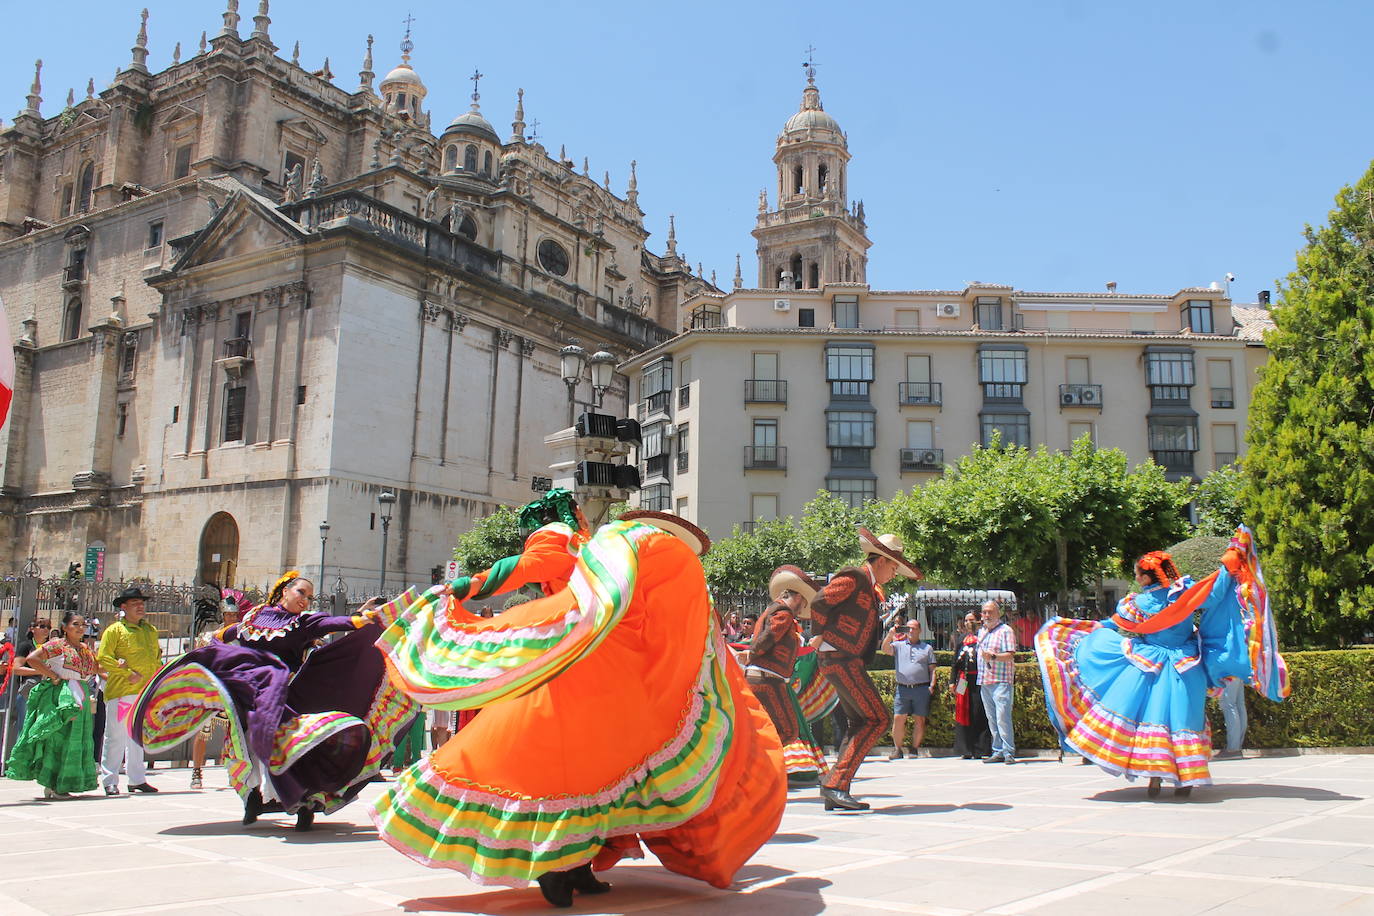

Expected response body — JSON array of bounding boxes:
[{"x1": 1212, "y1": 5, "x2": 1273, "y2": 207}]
[{"x1": 0, "y1": 1, "x2": 715, "y2": 588}]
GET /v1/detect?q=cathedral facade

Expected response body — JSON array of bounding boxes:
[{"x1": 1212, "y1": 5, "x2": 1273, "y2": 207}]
[{"x1": 0, "y1": 3, "x2": 711, "y2": 589}]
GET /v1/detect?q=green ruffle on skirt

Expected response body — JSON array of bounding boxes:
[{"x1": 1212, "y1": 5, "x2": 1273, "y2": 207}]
[{"x1": 4, "y1": 679, "x2": 98, "y2": 794}]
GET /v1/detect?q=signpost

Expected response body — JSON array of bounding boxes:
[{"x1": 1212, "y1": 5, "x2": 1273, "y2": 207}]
[{"x1": 83, "y1": 543, "x2": 105, "y2": 582}]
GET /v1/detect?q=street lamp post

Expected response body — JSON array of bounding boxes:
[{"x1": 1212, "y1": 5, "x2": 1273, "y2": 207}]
[
  {"x1": 589, "y1": 348, "x2": 616, "y2": 406},
  {"x1": 377, "y1": 491, "x2": 396, "y2": 595},
  {"x1": 559, "y1": 344, "x2": 587, "y2": 425},
  {"x1": 318, "y1": 520, "x2": 330, "y2": 599}
]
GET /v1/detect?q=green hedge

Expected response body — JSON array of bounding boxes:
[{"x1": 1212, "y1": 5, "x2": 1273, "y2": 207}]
[{"x1": 811, "y1": 649, "x2": 1374, "y2": 749}]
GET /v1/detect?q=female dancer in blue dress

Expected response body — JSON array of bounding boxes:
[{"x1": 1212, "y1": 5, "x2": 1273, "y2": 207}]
[{"x1": 1036, "y1": 526, "x2": 1289, "y2": 798}]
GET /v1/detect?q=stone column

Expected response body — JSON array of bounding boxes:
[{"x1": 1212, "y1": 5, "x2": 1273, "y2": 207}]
[{"x1": 70, "y1": 317, "x2": 124, "y2": 494}]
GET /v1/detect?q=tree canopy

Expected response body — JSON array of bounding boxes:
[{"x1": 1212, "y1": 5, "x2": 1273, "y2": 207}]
[
  {"x1": 702, "y1": 491, "x2": 882, "y2": 591},
  {"x1": 452, "y1": 504, "x2": 523, "y2": 576},
  {"x1": 1242, "y1": 160, "x2": 1374, "y2": 647},
  {"x1": 885, "y1": 436, "x2": 1192, "y2": 603},
  {"x1": 1192, "y1": 464, "x2": 1245, "y2": 537}
]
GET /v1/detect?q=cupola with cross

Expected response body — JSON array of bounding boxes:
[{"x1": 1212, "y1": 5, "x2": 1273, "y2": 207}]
[
  {"x1": 379, "y1": 16, "x2": 428, "y2": 127},
  {"x1": 441, "y1": 69, "x2": 501, "y2": 180},
  {"x1": 752, "y1": 51, "x2": 870, "y2": 290}
]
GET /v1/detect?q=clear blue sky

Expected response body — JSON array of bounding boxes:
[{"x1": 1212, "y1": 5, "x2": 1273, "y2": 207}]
[{"x1": 6, "y1": 0, "x2": 1372, "y2": 303}]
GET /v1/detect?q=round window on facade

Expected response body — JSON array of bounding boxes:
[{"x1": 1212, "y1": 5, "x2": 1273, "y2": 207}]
[{"x1": 537, "y1": 239, "x2": 570, "y2": 277}]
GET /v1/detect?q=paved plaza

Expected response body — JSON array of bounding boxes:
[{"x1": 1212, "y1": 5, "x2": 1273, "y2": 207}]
[{"x1": 1, "y1": 752, "x2": 1372, "y2": 915}]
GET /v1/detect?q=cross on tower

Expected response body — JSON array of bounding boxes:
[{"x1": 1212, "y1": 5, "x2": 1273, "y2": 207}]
[
  {"x1": 802, "y1": 44, "x2": 818, "y2": 83},
  {"x1": 470, "y1": 68, "x2": 484, "y2": 104},
  {"x1": 400, "y1": 13, "x2": 415, "y2": 56},
  {"x1": 528, "y1": 118, "x2": 540, "y2": 140}
]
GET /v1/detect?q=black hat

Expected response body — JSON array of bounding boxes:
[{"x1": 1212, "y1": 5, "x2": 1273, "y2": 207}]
[{"x1": 113, "y1": 585, "x2": 151, "y2": 607}]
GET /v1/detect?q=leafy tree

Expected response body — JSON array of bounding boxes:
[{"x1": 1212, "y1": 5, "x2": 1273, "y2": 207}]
[
  {"x1": 1242, "y1": 162, "x2": 1374, "y2": 646},
  {"x1": 1192, "y1": 464, "x2": 1246, "y2": 537},
  {"x1": 885, "y1": 436, "x2": 1191, "y2": 605},
  {"x1": 452, "y1": 504, "x2": 522, "y2": 575},
  {"x1": 1166, "y1": 536, "x2": 1231, "y2": 581},
  {"x1": 702, "y1": 491, "x2": 881, "y2": 591}
]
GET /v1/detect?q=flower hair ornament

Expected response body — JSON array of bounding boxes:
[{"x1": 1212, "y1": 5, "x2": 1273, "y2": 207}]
[
  {"x1": 1136, "y1": 552, "x2": 1179, "y2": 586},
  {"x1": 268, "y1": 569, "x2": 303, "y2": 606}
]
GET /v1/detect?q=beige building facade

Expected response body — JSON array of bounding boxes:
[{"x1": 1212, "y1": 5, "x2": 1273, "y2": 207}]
[
  {"x1": 623, "y1": 76, "x2": 1271, "y2": 541},
  {"x1": 0, "y1": 4, "x2": 712, "y2": 588}
]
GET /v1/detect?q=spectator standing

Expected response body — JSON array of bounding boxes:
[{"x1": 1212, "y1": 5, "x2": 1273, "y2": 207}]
[
  {"x1": 881, "y1": 619, "x2": 936, "y2": 759},
  {"x1": 1011, "y1": 607, "x2": 1039, "y2": 650},
  {"x1": 977, "y1": 600, "x2": 1018, "y2": 764},
  {"x1": 1217, "y1": 676, "x2": 1247, "y2": 757},
  {"x1": 96, "y1": 586, "x2": 161, "y2": 795},
  {"x1": 950, "y1": 612, "x2": 991, "y2": 759}
]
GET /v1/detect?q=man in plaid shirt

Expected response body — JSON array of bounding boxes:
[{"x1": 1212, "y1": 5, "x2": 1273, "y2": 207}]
[{"x1": 976, "y1": 600, "x2": 1018, "y2": 763}]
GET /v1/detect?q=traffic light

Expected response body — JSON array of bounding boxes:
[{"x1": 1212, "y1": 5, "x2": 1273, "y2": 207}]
[
  {"x1": 574, "y1": 461, "x2": 641, "y2": 490},
  {"x1": 575, "y1": 411, "x2": 641, "y2": 446}
]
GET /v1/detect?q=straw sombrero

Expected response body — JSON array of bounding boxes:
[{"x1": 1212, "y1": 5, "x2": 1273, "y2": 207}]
[
  {"x1": 620, "y1": 510, "x2": 712, "y2": 557},
  {"x1": 856, "y1": 527, "x2": 923, "y2": 580},
  {"x1": 768, "y1": 565, "x2": 822, "y2": 617}
]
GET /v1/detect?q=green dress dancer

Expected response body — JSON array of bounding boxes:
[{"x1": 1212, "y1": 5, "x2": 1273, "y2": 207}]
[{"x1": 5, "y1": 636, "x2": 100, "y2": 796}]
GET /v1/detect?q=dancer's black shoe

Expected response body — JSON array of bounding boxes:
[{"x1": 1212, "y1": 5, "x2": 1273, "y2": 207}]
[
  {"x1": 294, "y1": 807, "x2": 315, "y2": 832},
  {"x1": 243, "y1": 787, "x2": 264, "y2": 825},
  {"x1": 567, "y1": 863, "x2": 611, "y2": 895},
  {"x1": 820, "y1": 786, "x2": 869, "y2": 811},
  {"x1": 536, "y1": 870, "x2": 574, "y2": 908},
  {"x1": 1147, "y1": 777, "x2": 1163, "y2": 798}
]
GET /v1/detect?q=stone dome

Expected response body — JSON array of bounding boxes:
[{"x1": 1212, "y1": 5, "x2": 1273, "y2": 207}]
[
  {"x1": 381, "y1": 63, "x2": 424, "y2": 90},
  {"x1": 780, "y1": 79, "x2": 842, "y2": 138},
  {"x1": 442, "y1": 108, "x2": 500, "y2": 144}
]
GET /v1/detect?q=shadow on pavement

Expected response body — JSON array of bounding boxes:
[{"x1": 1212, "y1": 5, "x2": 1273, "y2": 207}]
[
  {"x1": 398, "y1": 866, "x2": 829, "y2": 915},
  {"x1": 766, "y1": 832, "x2": 819, "y2": 844},
  {"x1": 1089, "y1": 783, "x2": 1363, "y2": 804},
  {"x1": 158, "y1": 820, "x2": 378, "y2": 841}
]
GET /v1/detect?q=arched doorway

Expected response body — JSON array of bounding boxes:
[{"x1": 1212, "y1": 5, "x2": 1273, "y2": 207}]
[{"x1": 198, "y1": 512, "x2": 240, "y2": 588}]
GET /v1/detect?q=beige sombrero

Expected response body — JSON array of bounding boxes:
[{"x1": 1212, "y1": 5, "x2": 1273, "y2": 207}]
[
  {"x1": 620, "y1": 510, "x2": 712, "y2": 557},
  {"x1": 856, "y1": 527, "x2": 923, "y2": 580},
  {"x1": 768, "y1": 565, "x2": 822, "y2": 618}
]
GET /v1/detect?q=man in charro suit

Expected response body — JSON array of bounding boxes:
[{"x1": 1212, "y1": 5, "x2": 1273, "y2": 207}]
[
  {"x1": 810, "y1": 528, "x2": 922, "y2": 811},
  {"x1": 744, "y1": 566, "x2": 822, "y2": 787}
]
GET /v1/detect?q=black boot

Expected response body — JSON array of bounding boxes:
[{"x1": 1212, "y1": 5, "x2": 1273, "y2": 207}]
[
  {"x1": 294, "y1": 807, "x2": 315, "y2": 832},
  {"x1": 567, "y1": 863, "x2": 611, "y2": 895},
  {"x1": 1147, "y1": 777, "x2": 1163, "y2": 799},
  {"x1": 820, "y1": 786, "x2": 870, "y2": 811},
  {"x1": 536, "y1": 870, "x2": 574, "y2": 908},
  {"x1": 243, "y1": 788, "x2": 264, "y2": 825}
]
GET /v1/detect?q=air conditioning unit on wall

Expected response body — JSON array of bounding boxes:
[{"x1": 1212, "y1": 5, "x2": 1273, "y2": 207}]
[
  {"x1": 773, "y1": 299, "x2": 791, "y2": 312},
  {"x1": 936, "y1": 302, "x2": 960, "y2": 318},
  {"x1": 1062, "y1": 390, "x2": 1083, "y2": 406}
]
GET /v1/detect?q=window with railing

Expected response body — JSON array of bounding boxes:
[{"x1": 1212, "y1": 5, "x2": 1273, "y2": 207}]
[
  {"x1": 826, "y1": 410, "x2": 875, "y2": 449},
  {"x1": 1146, "y1": 350, "x2": 1195, "y2": 404},
  {"x1": 676, "y1": 425, "x2": 689, "y2": 473},
  {"x1": 1210, "y1": 387, "x2": 1234, "y2": 408},
  {"x1": 744, "y1": 379, "x2": 788, "y2": 403},
  {"x1": 222, "y1": 337, "x2": 252, "y2": 359},
  {"x1": 833, "y1": 295, "x2": 860, "y2": 329},
  {"x1": 978, "y1": 347, "x2": 1027, "y2": 400},
  {"x1": 975, "y1": 296, "x2": 1004, "y2": 330},
  {"x1": 63, "y1": 248, "x2": 87, "y2": 285},
  {"x1": 640, "y1": 483, "x2": 671, "y2": 512},
  {"x1": 119, "y1": 333, "x2": 138, "y2": 381},
  {"x1": 640, "y1": 358, "x2": 673, "y2": 416},
  {"x1": 827, "y1": 477, "x2": 875, "y2": 508},
  {"x1": 645, "y1": 455, "x2": 671, "y2": 479},
  {"x1": 825, "y1": 343, "x2": 874, "y2": 399},
  {"x1": 744, "y1": 445, "x2": 787, "y2": 469},
  {"x1": 1149, "y1": 419, "x2": 1198, "y2": 473},
  {"x1": 830, "y1": 447, "x2": 872, "y2": 468},
  {"x1": 1207, "y1": 359, "x2": 1234, "y2": 408},
  {"x1": 690, "y1": 304, "x2": 722, "y2": 329},
  {"x1": 898, "y1": 381, "x2": 942, "y2": 405},
  {"x1": 981, "y1": 413, "x2": 1030, "y2": 448},
  {"x1": 678, "y1": 384, "x2": 690, "y2": 408},
  {"x1": 1212, "y1": 423, "x2": 1237, "y2": 470}
]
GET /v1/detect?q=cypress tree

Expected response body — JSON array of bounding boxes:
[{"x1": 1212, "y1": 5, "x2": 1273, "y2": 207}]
[{"x1": 1243, "y1": 162, "x2": 1374, "y2": 646}]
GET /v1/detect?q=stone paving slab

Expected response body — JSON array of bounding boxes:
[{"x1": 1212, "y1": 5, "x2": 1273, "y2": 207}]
[{"x1": 0, "y1": 752, "x2": 1370, "y2": 914}]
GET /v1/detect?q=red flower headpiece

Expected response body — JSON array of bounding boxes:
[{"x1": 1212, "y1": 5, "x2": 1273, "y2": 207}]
[{"x1": 1136, "y1": 551, "x2": 1178, "y2": 586}]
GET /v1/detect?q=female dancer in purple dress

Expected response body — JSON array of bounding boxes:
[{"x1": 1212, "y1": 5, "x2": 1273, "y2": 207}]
[{"x1": 135, "y1": 572, "x2": 415, "y2": 830}]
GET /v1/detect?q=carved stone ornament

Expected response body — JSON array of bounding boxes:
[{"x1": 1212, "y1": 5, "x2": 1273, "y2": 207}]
[
  {"x1": 421, "y1": 301, "x2": 442, "y2": 323},
  {"x1": 496, "y1": 328, "x2": 514, "y2": 349},
  {"x1": 452, "y1": 313, "x2": 469, "y2": 333},
  {"x1": 520, "y1": 337, "x2": 536, "y2": 357},
  {"x1": 122, "y1": 331, "x2": 140, "y2": 349}
]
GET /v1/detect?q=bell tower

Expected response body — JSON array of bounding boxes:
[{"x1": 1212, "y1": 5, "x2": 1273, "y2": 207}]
[{"x1": 752, "y1": 58, "x2": 871, "y2": 290}]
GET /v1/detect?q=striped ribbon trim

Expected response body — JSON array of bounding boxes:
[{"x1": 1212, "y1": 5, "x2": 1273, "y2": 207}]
[
  {"x1": 376, "y1": 521, "x2": 655, "y2": 710},
  {"x1": 370, "y1": 617, "x2": 735, "y2": 887},
  {"x1": 1230, "y1": 525, "x2": 1291, "y2": 702}
]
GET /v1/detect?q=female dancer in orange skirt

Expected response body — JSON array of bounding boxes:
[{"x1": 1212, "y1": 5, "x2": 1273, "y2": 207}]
[{"x1": 370, "y1": 493, "x2": 786, "y2": 907}]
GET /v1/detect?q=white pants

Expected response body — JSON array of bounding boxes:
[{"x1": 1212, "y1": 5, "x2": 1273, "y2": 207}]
[{"x1": 100, "y1": 696, "x2": 147, "y2": 788}]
